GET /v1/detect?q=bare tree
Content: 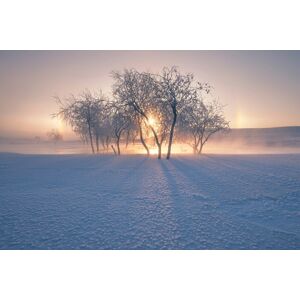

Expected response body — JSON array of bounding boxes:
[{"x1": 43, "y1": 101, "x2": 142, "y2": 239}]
[
  {"x1": 112, "y1": 69, "x2": 165, "y2": 158},
  {"x1": 110, "y1": 103, "x2": 131, "y2": 155},
  {"x1": 91, "y1": 95, "x2": 112, "y2": 153},
  {"x1": 157, "y1": 66, "x2": 197, "y2": 159},
  {"x1": 180, "y1": 87, "x2": 230, "y2": 155},
  {"x1": 137, "y1": 116, "x2": 150, "y2": 155},
  {"x1": 198, "y1": 101, "x2": 229, "y2": 154},
  {"x1": 145, "y1": 102, "x2": 170, "y2": 157},
  {"x1": 53, "y1": 67, "x2": 229, "y2": 158},
  {"x1": 123, "y1": 114, "x2": 150, "y2": 155},
  {"x1": 98, "y1": 108, "x2": 113, "y2": 152},
  {"x1": 47, "y1": 129, "x2": 63, "y2": 143},
  {"x1": 54, "y1": 90, "x2": 107, "y2": 154}
]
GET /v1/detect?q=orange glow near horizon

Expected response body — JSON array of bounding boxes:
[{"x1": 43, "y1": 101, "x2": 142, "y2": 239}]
[
  {"x1": 149, "y1": 148, "x2": 158, "y2": 155},
  {"x1": 235, "y1": 111, "x2": 248, "y2": 128}
]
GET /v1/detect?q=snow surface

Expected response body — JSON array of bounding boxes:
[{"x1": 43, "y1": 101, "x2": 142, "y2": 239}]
[{"x1": 0, "y1": 153, "x2": 300, "y2": 249}]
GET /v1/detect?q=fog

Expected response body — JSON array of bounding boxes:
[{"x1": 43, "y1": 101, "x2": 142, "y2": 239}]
[
  {"x1": 1, "y1": 127, "x2": 300, "y2": 155},
  {"x1": 204, "y1": 127, "x2": 300, "y2": 154}
]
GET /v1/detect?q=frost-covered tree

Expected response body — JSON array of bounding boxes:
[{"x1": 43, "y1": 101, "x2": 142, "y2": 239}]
[
  {"x1": 179, "y1": 85, "x2": 229, "y2": 154},
  {"x1": 137, "y1": 116, "x2": 150, "y2": 155},
  {"x1": 127, "y1": 115, "x2": 150, "y2": 155},
  {"x1": 92, "y1": 96, "x2": 113, "y2": 152},
  {"x1": 112, "y1": 69, "x2": 166, "y2": 159},
  {"x1": 198, "y1": 101, "x2": 229, "y2": 154},
  {"x1": 54, "y1": 90, "x2": 107, "y2": 154},
  {"x1": 53, "y1": 67, "x2": 229, "y2": 157},
  {"x1": 109, "y1": 102, "x2": 131, "y2": 155},
  {"x1": 157, "y1": 67, "x2": 197, "y2": 159}
]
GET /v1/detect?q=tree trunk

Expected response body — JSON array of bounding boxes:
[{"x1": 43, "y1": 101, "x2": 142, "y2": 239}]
[
  {"x1": 166, "y1": 110, "x2": 177, "y2": 160},
  {"x1": 198, "y1": 143, "x2": 204, "y2": 155},
  {"x1": 157, "y1": 144, "x2": 162, "y2": 159},
  {"x1": 96, "y1": 134, "x2": 99, "y2": 153},
  {"x1": 138, "y1": 123, "x2": 149, "y2": 156},
  {"x1": 125, "y1": 130, "x2": 130, "y2": 148},
  {"x1": 88, "y1": 123, "x2": 95, "y2": 154},
  {"x1": 100, "y1": 137, "x2": 105, "y2": 150},
  {"x1": 193, "y1": 145, "x2": 197, "y2": 154},
  {"x1": 148, "y1": 126, "x2": 162, "y2": 159},
  {"x1": 132, "y1": 132, "x2": 138, "y2": 145},
  {"x1": 116, "y1": 136, "x2": 121, "y2": 155},
  {"x1": 106, "y1": 136, "x2": 110, "y2": 151},
  {"x1": 111, "y1": 145, "x2": 117, "y2": 155}
]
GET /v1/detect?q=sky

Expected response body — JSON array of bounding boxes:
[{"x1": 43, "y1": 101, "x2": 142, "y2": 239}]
[{"x1": 0, "y1": 50, "x2": 299, "y2": 139}]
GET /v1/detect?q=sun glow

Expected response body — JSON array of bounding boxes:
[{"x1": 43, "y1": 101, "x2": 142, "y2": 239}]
[
  {"x1": 149, "y1": 148, "x2": 158, "y2": 155},
  {"x1": 142, "y1": 115, "x2": 159, "y2": 139},
  {"x1": 148, "y1": 116, "x2": 156, "y2": 127},
  {"x1": 235, "y1": 110, "x2": 252, "y2": 128}
]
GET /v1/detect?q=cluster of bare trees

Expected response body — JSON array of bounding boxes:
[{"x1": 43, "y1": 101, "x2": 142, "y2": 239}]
[
  {"x1": 54, "y1": 67, "x2": 229, "y2": 159},
  {"x1": 46, "y1": 128, "x2": 63, "y2": 143}
]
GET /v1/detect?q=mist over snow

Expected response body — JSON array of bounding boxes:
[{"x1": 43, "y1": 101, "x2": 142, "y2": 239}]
[{"x1": 1, "y1": 126, "x2": 300, "y2": 155}]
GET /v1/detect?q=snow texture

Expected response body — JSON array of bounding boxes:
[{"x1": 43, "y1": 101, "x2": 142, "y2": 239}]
[{"x1": 0, "y1": 153, "x2": 300, "y2": 249}]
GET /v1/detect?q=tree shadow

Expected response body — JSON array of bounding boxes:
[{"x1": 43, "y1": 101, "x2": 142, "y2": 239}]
[
  {"x1": 156, "y1": 160, "x2": 216, "y2": 249},
  {"x1": 168, "y1": 157, "x2": 226, "y2": 199}
]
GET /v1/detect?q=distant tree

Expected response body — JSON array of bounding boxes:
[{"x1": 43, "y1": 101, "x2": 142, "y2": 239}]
[
  {"x1": 34, "y1": 136, "x2": 41, "y2": 143},
  {"x1": 47, "y1": 129, "x2": 63, "y2": 143}
]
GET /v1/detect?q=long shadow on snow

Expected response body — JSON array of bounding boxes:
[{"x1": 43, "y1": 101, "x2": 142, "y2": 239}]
[
  {"x1": 157, "y1": 160, "x2": 220, "y2": 249},
  {"x1": 84, "y1": 156, "x2": 150, "y2": 250},
  {"x1": 167, "y1": 157, "x2": 300, "y2": 249}
]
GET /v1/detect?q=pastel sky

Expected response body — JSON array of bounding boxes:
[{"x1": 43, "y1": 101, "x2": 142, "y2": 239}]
[{"x1": 0, "y1": 51, "x2": 299, "y2": 138}]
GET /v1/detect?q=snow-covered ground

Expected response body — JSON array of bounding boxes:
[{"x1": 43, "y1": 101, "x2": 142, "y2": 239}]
[{"x1": 0, "y1": 153, "x2": 299, "y2": 249}]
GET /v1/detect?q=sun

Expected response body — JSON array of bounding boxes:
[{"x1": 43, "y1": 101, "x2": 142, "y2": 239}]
[
  {"x1": 149, "y1": 148, "x2": 158, "y2": 155},
  {"x1": 54, "y1": 117, "x2": 64, "y2": 133},
  {"x1": 148, "y1": 116, "x2": 156, "y2": 127}
]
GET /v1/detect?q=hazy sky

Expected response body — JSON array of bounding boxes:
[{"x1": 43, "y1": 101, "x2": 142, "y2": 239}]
[{"x1": 0, "y1": 51, "x2": 299, "y2": 138}]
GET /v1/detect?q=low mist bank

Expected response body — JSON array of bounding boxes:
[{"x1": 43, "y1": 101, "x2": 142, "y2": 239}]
[
  {"x1": 207, "y1": 126, "x2": 300, "y2": 154},
  {"x1": 1, "y1": 126, "x2": 300, "y2": 155}
]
